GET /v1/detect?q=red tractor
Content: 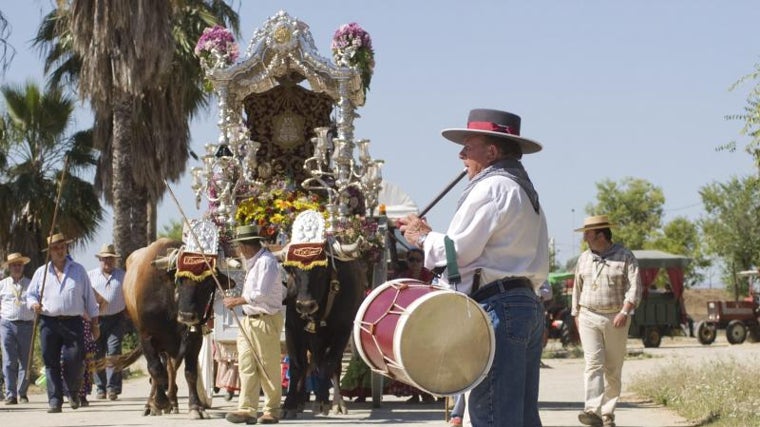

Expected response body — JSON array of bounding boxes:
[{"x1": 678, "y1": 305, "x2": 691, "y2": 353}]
[{"x1": 696, "y1": 270, "x2": 760, "y2": 345}]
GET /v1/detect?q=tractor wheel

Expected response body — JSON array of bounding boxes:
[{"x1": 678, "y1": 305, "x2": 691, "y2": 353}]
[
  {"x1": 726, "y1": 320, "x2": 747, "y2": 345},
  {"x1": 696, "y1": 321, "x2": 716, "y2": 345},
  {"x1": 642, "y1": 327, "x2": 661, "y2": 348},
  {"x1": 560, "y1": 313, "x2": 578, "y2": 347}
]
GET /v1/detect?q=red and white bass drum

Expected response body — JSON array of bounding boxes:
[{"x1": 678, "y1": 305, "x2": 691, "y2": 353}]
[{"x1": 353, "y1": 278, "x2": 495, "y2": 396}]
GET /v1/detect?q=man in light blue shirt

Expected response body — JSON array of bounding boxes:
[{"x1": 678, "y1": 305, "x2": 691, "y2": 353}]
[
  {"x1": 27, "y1": 233, "x2": 99, "y2": 413},
  {"x1": 0, "y1": 253, "x2": 34, "y2": 405},
  {"x1": 88, "y1": 243, "x2": 127, "y2": 401}
]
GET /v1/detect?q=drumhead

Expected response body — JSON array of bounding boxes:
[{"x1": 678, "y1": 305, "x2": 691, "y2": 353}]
[{"x1": 395, "y1": 290, "x2": 495, "y2": 396}]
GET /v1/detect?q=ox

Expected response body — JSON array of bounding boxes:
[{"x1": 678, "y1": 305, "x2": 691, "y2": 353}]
[
  {"x1": 280, "y1": 247, "x2": 367, "y2": 419},
  {"x1": 122, "y1": 238, "x2": 232, "y2": 419}
]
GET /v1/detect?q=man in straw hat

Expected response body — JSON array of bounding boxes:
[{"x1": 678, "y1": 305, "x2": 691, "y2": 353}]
[
  {"x1": 399, "y1": 108, "x2": 549, "y2": 426},
  {"x1": 571, "y1": 215, "x2": 642, "y2": 427},
  {"x1": 88, "y1": 243, "x2": 126, "y2": 401},
  {"x1": 0, "y1": 252, "x2": 34, "y2": 404},
  {"x1": 26, "y1": 233, "x2": 100, "y2": 413},
  {"x1": 223, "y1": 224, "x2": 285, "y2": 425}
]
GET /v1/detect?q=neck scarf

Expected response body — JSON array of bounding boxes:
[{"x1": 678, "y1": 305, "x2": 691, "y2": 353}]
[{"x1": 457, "y1": 158, "x2": 540, "y2": 213}]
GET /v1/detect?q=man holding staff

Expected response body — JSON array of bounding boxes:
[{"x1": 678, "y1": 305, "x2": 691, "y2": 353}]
[
  {"x1": 400, "y1": 108, "x2": 549, "y2": 426},
  {"x1": 26, "y1": 233, "x2": 100, "y2": 413}
]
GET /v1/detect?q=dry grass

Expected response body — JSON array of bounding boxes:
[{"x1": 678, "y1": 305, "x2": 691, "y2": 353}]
[{"x1": 630, "y1": 358, "x2": 760, "y2": 426}]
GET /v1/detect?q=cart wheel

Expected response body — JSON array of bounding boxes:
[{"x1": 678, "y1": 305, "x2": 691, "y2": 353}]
[
  {"x1": 696, "y1": 321, "x2": 716, "y2": 345},
  {"x1": 726, "y1": 320, "x2": 747, "y2": 345},
  {"x1": 748, "y1": 325, "x2": 760, "y2": 343},
  {"x1": 560, "y1": 313, "x2": 578, "y2": 348},
  {"x1": 642, "y1": 327, "x2": 661, "y2": 348}
]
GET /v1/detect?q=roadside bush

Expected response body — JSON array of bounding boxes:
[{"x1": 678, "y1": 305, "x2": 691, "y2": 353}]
[{"x1": 630, "y1": 357, "x2": 760, "y2": 426}]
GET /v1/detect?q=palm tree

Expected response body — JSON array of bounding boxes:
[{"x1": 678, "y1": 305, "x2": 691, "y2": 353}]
[
  {"x1": 0, "y1": 81, "x2": 102, "y2": 269},
  {"x1": 0, "y1": 10, "x2": 16, "y2": 75},
  {"x1": 36, "y1": 1, "x2": 239, "y2": 257}
]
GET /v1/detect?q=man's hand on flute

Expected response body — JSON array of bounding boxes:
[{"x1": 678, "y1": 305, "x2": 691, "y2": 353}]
[{"x1": 398, "y1": 214, "x2": 432, "y2": 248}]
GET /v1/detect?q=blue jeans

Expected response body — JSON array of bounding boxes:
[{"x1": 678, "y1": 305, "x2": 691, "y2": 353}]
[
  {"x1": 468, "y1": 287, "x2": 545, "y2": 427},
  {"x1": 0, "y1": 319, "x2": 33, "y2": 399},
  {"x1": 94, "y1": 313, "x2": 125, "y2": 394},
  {"x1": 39, "y1": 316, "x2": 84, "y2": 408}
]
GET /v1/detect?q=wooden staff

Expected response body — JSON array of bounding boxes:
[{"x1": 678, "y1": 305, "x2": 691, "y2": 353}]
[
  {"x1": 25, "y1": 155, "x2": 69, "y2": 384},
  {"x1": 163, "y1": 180, "x2": 272, "y2": 385}
]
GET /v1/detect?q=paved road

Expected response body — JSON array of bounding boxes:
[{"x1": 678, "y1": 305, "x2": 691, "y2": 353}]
[{"x1": 4, "y1": 335, "x2": 753, "y2": 426}]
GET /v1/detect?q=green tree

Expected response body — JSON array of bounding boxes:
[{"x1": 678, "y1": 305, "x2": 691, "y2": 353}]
[
  {"x1": 158, "y1": 219, "x2": 183, "y2": 241},
  {"x1": 0, "y1": 81, "x2": 102, "y2": 269},
  {"x1": 698, "y1": 175, "x2": 760, "y2": 296},
  {"x1": 650, "y1": 217, "x2": 710, "y2": 287},
  {"x1": 725, "y1": 62, "x2": 760, "y2": 171},
  {"x1": 35, "y1": 1, "x2": 239, "y2": 257},
  {"x1": 585, "y1": 177, "x2": 665, "y2": 249}
]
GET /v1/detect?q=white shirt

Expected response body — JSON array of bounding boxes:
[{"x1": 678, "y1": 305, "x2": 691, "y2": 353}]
[
  {"x1": 0, "y1": 276, "x2": 34, "y2": 321},
  {"x1": 88, "y1": 267, "x2": 127, "y2": 316},
  {"x1": 241, "y1": 248, "x2": 285, "y2": 316},
  {"x1": 422, "y1": 175, "x2": 550, "y2": 295}
]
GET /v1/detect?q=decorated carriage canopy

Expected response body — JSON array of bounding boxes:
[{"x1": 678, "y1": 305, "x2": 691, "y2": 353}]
[{"x1": 565, "y1": 249, "x2": 691, "y2": 301}]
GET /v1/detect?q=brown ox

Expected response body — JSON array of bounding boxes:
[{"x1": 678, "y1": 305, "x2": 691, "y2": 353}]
[{"x1": 123, "y1": 238, "x2": 232, "y2": 419}]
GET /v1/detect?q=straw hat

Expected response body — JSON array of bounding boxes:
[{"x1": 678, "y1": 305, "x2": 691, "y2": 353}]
[
  {"x1": 46, "y1": 232, "x2": 72, "y2": 246},
  {"x1": 95, "y1": 243, "x2": 121, "y2": 259},
  {"x1": 230, "y1": 224, "x2": 265, "y2": 242},
  {"x1": 2, "y1": 252, "x2": 31, "y2": 268},
  {"x1": 575, "y1": 215, "x2": 614, "y2": 232}
]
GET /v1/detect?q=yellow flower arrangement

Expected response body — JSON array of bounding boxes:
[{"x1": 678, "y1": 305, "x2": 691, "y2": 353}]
[{"x1": 235, "y1": 187, "x2": 326, "y2": 239}]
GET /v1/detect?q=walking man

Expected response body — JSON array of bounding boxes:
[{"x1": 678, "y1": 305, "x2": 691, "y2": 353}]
[
  {"x1": 27, "y1": 233, "x2": 100, "y2": 413},
  {"x1": 0, "y1": 253, "x2": 34, "y2": 404},
  {"x1": 572, "y1": 215, "x2": 642, "y2": 427},
  {"x1": 88, "y1": 243, "x2": 126, "y2": 401}
]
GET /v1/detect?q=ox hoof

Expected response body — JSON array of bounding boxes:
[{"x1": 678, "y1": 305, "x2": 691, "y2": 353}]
[
  {"x1": 189, "y1": 408, "x2": 208, "y2": 419},
  {"x1": 332, "y1": 402, "x2": 348, "y2": 415}
]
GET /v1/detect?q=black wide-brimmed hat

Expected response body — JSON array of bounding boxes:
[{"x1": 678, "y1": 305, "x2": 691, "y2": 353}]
[
  {"x1": 230, "y1": 224, "x2": 265, "y2": 242},
  {"x1": 441, "y1": 109, "x2": 543, "y2": 154}
]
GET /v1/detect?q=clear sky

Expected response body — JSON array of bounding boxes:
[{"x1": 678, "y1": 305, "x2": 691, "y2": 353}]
[{"x1": 3, "y1": 1, "x2": 758, "y2": 276}]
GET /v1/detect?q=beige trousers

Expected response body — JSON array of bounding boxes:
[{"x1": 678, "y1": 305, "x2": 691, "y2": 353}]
[
  {"x1": 578, "y1": 307, "x2": 629, "y2": 418},
  {"x1": 236, "y1": 312, "x2": 284, "y2": 416}
]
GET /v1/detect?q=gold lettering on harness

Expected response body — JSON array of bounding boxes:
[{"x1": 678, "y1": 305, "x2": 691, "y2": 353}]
[{"x1": 292, "y1": 246, "x2": 323, "y2": 258}]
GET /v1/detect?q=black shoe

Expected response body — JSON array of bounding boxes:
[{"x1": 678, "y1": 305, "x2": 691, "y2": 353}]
[
  {"x1": 224, "y1": 390, "x2": 234, "y2": 401},
  {"x1": 80, "y1": 397, "x2": 89, "y2": 407},
  {"x1": 108, "y1": 391, "x2": 118, "y2": 401},
  {"x1": 47, "y1": 406, "x2": 62, "y2": 413},
  {"x1": 19, "y1": 396, "x2": 28, "y2": 403},
  {"x1": 5, "y1": 397, "x2": 17, "y2": 405},
  {"x1": 69, "y1": 395, "x2": 80, "y2": 410}
]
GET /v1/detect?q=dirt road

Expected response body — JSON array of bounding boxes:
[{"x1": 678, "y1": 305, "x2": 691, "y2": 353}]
[{"x1": 1, "y1": 334, "x2": 754, "y2": 426}]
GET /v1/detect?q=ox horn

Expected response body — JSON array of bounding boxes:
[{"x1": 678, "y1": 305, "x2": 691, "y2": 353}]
[{"x1": 331, "y1": 236, "x2": 364, "y2": 259}]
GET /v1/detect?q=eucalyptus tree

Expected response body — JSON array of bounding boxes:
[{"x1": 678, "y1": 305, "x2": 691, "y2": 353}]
[
  {"x1": 0, "y1": 81, "x2": 101, "y2": 269},
  {"x1": 585, "y1": 177, "x2": 665, "y2": 250},
  {"x1": 36, "y1": 1, "x2": 239, "y2": 257},
  {"x1": 699, "y1": 175, "x2": 760, "y2": 295}
]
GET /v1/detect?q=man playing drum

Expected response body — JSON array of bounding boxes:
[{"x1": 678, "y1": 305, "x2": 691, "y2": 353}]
[{"x1": 400, "y1": 108, "x2": 549, "y2": 427}]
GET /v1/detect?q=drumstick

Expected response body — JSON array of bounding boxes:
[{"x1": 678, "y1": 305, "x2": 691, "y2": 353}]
[{"x1": 418, "y1": 169, "x2": 467, "y2": 218}]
